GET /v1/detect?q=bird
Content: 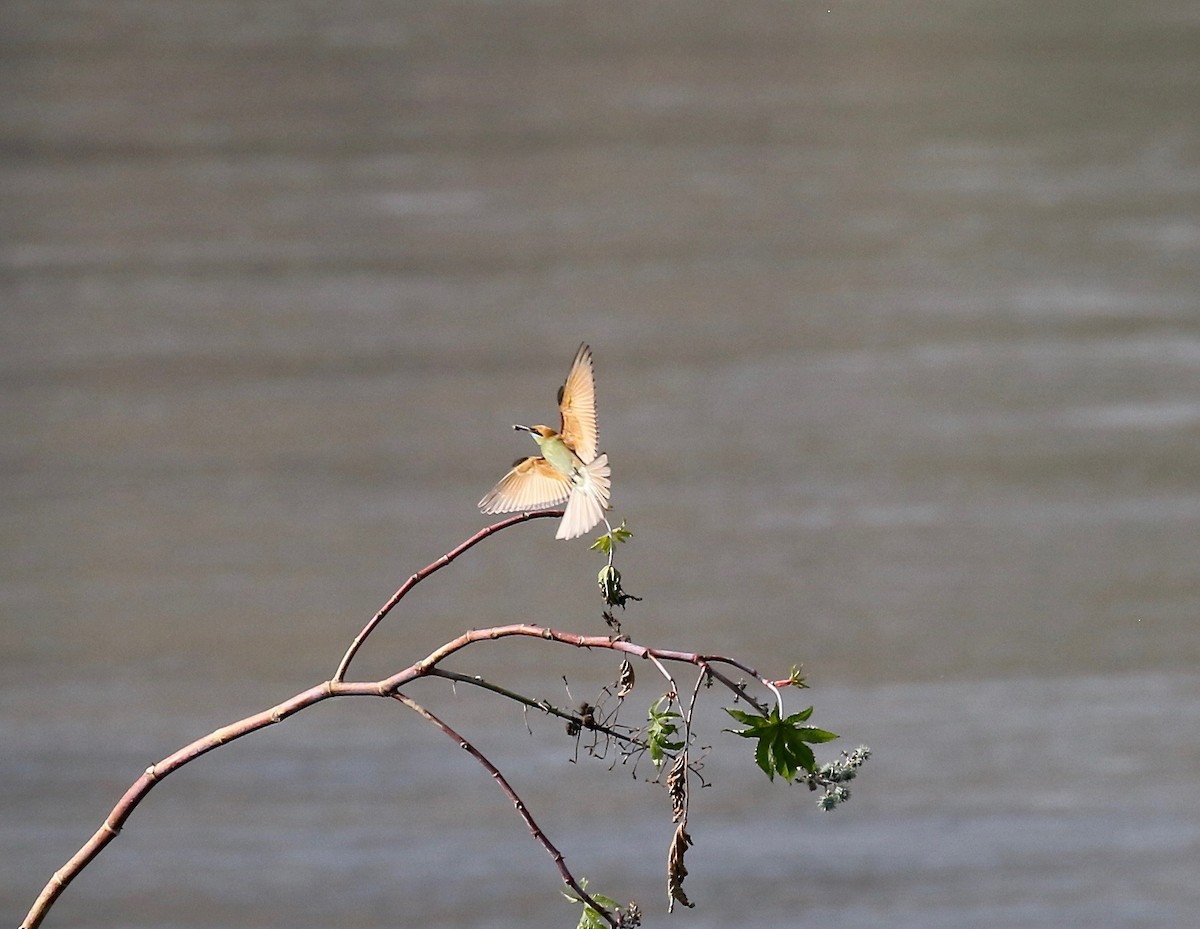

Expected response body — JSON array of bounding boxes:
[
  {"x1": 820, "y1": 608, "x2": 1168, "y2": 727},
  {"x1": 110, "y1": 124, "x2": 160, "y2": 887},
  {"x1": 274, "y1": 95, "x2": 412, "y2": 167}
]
[{"x1": 478, "y1": 343, "x2": 612, "y2": 540}]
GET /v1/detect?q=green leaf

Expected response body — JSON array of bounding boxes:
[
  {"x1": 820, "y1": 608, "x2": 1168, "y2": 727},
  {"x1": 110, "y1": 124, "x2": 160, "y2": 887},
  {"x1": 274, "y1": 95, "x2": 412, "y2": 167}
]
[
  {"x1": 564, "y1": 879, "x2": 620, "y2": 929},
  {"x1": 723, "y1": 707, "x2": 760, "y2": 727},
  {"x1": 754, "y1": 733, "x2": 773, "y2": 780},
  {"x1": 590, "y1": 519, "x2": 633, "y2": 555},
  {"x1": 723, "y1": 705, "x2": 838, "y2": 782},
  {"x1": 647, "y1": 696, "x2": 684, "y2": 769},
  {"x1": 796, "y1": 726, "x2": 838, "y2": 744},
  {"x1": 576, "y1": 895, "x2": 620, "y2": 929}
]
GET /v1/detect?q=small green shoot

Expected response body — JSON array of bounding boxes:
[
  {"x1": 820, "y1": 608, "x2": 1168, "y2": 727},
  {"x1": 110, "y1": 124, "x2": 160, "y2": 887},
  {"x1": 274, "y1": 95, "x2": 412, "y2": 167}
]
[
  {"x1": 590, "y1": 519, "x2": 633, "y2": 556},
  {"x1": 646, "y1": 696, "x2": 684, "y2": 769}
]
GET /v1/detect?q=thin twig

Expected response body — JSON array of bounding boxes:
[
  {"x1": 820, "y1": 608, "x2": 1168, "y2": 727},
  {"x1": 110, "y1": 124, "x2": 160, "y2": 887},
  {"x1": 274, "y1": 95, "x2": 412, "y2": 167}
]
[
  {"x1": 391, "y1": 693, "x2": 618, "y2": 928},
  {"x1": 673, "y1": 669, "x2": 707, "y2": 829},
  {"x1": 332, "y1": 511, "x2": 561, "y2": 682},
  {"x1": 645, "y1": 652, "x2": 678, "y2": 699},
  {"x1": 427, "y1": 668, "x2": 642, "y2": 749},
  {"x1": 697, "y1": 661, "x2": 776, "y2": 716},
  {"x1": 681, "y1": 666, "x2": 708, "y2": 781}
]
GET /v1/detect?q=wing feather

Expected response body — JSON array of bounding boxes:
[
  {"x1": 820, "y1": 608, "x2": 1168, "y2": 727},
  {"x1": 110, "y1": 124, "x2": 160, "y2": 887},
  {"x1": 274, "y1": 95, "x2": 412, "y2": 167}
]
[
  {"x1": 478, "y1": 457, "x2": 571, "y2": 514},
  {"x1": 557, "y1": 343, "x2": 598, "y2": 464}
]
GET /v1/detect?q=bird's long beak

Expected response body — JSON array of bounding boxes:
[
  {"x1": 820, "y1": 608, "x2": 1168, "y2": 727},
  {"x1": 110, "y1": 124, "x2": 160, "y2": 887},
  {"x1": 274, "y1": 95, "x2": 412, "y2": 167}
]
[{"x1": 513, "y1": 424, "x2": 535, "y2": 433}]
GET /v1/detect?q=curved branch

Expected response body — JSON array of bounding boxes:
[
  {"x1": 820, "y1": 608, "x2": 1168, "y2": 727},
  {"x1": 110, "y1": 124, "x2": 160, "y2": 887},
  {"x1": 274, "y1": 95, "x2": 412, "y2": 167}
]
[
  {"x1": 19, "y1": 679, "x2": 372, "y2": 929},
  {"x1": 23, "y1": 623, "x2": 784, "y2": 929},
  {"x1": 388, "y1": 624, "x2": 780, "y2": 711},
  {"x1": 333, "y1": 511, "x2": 561, "y2": 682}
]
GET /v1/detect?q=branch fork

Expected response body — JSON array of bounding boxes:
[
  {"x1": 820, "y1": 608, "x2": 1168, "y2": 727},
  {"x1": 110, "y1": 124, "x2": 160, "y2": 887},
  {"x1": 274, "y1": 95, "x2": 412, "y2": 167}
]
[{"x1": 22, "y1": 510, "x2": 832, "y2": 929}]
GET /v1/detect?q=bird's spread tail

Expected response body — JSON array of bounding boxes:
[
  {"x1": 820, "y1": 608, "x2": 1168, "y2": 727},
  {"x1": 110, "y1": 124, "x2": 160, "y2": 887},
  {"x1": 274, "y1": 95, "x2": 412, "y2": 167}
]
[{"x1": 556, "y1": 453, "x2": 611, "y2": 540}]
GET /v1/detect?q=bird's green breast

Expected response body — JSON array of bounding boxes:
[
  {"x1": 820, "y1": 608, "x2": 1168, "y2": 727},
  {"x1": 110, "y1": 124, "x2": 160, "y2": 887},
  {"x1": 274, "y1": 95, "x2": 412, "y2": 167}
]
[{"x1": 537, "y1": 434, "x2": 580, "y2": 476}]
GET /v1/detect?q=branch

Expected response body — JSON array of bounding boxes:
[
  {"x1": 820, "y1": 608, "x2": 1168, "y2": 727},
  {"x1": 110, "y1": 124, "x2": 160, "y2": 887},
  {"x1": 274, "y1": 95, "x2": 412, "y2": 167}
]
[
  {"x1": 332, "y1": 511, "x2": 561, "y2": 682},
  {"x1": 24, "y1": 620, "x2": 782, "y2": 929},
  {"x1": 699, "y1": 663, "x2": 773, "y2": 717},
  {"x1": 18, "y1": 680, "x2": 371, "y2": 929},
  {"x1": 391, "y1": 693, "x2": 618, "y2": 928},
  {"x1": 387, "y1": 624, "x2": 778, "y2": 711},
  {"x1": 27, "y1": 519, "x2": 823, "y2": 929},
  {"x1": 427, "y1": 668, "x2": 643, "y2": 750}
]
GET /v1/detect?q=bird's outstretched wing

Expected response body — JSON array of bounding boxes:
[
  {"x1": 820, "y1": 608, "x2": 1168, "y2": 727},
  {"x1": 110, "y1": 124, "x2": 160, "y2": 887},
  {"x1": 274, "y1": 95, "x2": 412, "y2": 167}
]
[
  {"x1": 478, "y1": 456, "x2": 572, "y2": 514},
  {"x1": 558, "y1": 343, "x2": 598, "y2": 464}
]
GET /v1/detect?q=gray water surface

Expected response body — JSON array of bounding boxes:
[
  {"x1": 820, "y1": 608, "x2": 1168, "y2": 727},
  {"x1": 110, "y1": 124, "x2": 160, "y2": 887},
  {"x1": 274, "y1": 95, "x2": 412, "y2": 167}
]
[{"x1": 3, "y1": 3, "x2": 1199, "y2": 927}]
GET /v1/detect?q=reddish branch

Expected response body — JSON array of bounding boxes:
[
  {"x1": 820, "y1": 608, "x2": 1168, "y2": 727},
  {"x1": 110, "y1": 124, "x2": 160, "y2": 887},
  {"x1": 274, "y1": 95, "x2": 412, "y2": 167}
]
[
  {"x1": 22, "y1": 516, "x2": 782, "y2": 929},
  {"x1": 391, "y1": 693, "x2": 613, "y2": 923},
  {"x1": 22, "y1": 622, "x2": 775, "y2": 929}
]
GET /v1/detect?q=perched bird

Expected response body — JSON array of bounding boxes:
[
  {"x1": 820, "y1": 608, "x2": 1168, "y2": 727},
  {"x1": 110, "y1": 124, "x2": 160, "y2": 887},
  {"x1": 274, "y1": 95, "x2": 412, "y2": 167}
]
[{"x1": 479, "y1": 343, "x2": 612, "y2": 540}]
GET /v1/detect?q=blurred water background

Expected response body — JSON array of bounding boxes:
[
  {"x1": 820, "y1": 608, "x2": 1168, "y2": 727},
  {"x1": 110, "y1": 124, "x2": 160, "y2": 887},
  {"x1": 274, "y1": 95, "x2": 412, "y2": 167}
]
[{"x1": 3, "y1": 3, "x2": 1199, "y2": 927}]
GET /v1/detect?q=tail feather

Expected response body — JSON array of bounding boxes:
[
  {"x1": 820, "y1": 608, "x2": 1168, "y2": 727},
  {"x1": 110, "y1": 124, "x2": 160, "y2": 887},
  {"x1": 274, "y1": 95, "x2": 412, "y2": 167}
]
[{"x1": 556, "y1": 453, "x2": 611, "y2": 540}]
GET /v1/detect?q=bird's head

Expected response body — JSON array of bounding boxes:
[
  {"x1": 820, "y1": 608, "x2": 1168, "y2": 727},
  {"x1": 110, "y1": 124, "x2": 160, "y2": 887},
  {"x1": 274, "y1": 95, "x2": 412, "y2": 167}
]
[{"x1": 513, "y1": 424, "x2": 557, "y2": 442}]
